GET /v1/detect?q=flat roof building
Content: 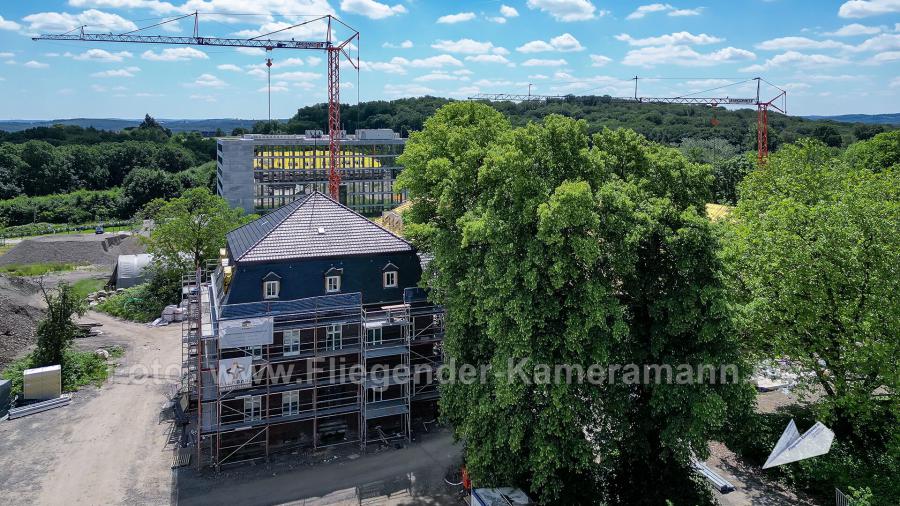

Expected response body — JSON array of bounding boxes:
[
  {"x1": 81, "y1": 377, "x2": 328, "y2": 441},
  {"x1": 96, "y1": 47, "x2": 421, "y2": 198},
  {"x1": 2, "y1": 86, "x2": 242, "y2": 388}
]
[{"x1": 216, "y1": 129, "x2": 407, "y2": 216}]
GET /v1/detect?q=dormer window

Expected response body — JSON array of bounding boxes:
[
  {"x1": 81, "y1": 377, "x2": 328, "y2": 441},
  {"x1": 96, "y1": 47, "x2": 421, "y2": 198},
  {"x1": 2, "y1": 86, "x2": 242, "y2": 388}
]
[
  {"x1": 264, "y1": 280, "x2": 280, "y2": 299},
  {"x1": 326, "y1": 275, "x2": 341, "y2": 293},
  {"x1": 262, "y1": 272, "x2": 281, "y2": 299},
  {"x1": 382, "y1": 262, "x2": 398, "y2": 288}
]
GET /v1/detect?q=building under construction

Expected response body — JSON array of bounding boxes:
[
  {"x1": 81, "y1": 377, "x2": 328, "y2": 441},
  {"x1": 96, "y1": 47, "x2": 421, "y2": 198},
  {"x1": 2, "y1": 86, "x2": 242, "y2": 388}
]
[
  {"x1": 181, "y1": 191, "x2": 443, "y2": 468},
  {"x1": 216, "y1": 129, "x2": 407, "y2": 216}
]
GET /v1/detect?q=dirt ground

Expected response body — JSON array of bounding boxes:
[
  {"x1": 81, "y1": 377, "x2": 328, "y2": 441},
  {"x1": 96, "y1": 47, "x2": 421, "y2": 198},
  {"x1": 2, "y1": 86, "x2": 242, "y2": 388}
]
[{"x1": 0, "y1": 310, "x2": 465, "y2": 506}]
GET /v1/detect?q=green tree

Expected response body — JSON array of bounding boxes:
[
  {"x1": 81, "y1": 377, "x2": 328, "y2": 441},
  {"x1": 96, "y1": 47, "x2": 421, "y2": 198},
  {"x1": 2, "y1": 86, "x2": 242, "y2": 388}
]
[
  {"x1": 32, "y1": 282, "x2": 86, "y2": 370},
  {"x1": 17, "y1": 140, "x2": 74, "y2": 195},
  {"x1": 813, "y1": 124, "x2": 844, "y2": 147},
  {"x1": 679, "y1": 137, "x2": 738, "y2": 165},
  {"x1": 58, "y1": 144, "x2": 108, "y2": 189},
  {"x1": 145, "y1": 188, "x2": 254, "y2": 270},
  {"x1": 853, "y1": 123, "x2": 885, "y2": 141},
  {"x1": 711, "y1": 153, "x2": 756, "y2": 205},
  {"x1": 397, "y1": 103, "x2": 750, "y2": 503},
  {"x1": 0, "y1": 144, "x2": 25, "y2": 199},
  {"x1": 843, "y1": 130, "x2": 900, "y2": 172},
  {"x1": 723, "y1": 139, "x2": 900, "y2": 440},
  {"x1": 155, "y1": 144, "x2": 196, "y2": 173},
  {"x1": 122, "y1": 167, "x2": 182, "y2": 216}
]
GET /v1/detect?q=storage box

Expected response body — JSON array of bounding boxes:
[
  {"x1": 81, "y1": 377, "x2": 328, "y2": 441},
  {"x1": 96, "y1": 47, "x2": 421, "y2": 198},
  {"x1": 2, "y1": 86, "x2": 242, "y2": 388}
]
[{"x1": 23, "y1": 365, "x2": 62, "y2": 401}]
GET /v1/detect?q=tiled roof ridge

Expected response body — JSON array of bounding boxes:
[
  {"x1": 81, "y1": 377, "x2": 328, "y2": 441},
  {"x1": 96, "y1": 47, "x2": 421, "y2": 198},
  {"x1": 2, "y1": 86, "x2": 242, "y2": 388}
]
[
  {"x1": 315, "y1": 191, "x2": 415, "y2": 250},
  {"x1": 232, "y1": 192, "x2": 314, "y2": 262}
]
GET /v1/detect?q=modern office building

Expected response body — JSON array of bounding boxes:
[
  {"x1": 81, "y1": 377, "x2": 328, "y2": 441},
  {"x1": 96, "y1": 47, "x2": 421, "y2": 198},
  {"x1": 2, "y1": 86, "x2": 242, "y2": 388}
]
[
  {"x1": 182, "y1": 191, "x2": 443, "y2": 468},
  {"x1": 216, "y1": 129, "x2": 407, "y2": 215}
]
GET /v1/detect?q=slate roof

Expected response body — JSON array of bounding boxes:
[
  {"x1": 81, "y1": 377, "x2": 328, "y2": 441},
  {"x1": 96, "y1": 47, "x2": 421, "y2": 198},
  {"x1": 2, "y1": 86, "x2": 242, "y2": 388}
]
[{"x1": 226, "y1": 191, "x2": 414, "y2": 263}]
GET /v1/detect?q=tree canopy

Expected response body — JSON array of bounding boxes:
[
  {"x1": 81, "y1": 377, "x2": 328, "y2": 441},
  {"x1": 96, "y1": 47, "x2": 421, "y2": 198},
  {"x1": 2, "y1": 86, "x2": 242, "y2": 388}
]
[{"x1": 397, "y1": 102, "x2": 751, "y2": 503}]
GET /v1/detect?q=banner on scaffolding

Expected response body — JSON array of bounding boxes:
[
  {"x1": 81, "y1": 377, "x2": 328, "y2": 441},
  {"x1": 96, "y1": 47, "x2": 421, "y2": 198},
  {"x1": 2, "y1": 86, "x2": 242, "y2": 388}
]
[
  {"x1": 218, "y1": 317, "x2": 274, "y2": 349},
  {"x1": 218, "y1": 356, "x2": 253, "y2": 389}
]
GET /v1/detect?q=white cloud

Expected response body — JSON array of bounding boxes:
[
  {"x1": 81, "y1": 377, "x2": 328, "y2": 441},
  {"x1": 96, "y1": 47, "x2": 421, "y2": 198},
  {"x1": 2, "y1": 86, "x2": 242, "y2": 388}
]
[
  {"x1": 740, "y1": 51, "x2": 848, "y2": 72},
  {"x1": 522, "y1": 58, "x2": 568, "y2": 66},
  {"x1": 528, "y1": 74, "x2": 549, "y2": 79},
  {"x1": 189, "y1": 73, "x2": 227, "y2": 87},
  {"x1": 755, "y1": 37, "x2": 852, "y2": 51},
  {"x1": 273, "y1": 71, "x2": 323, "y2": 80},
  {"x1": 838, "y1": 0, "x2": 900, "y2": 18},
  {"x1": 437, "y1": 12, "x2": 476, "y2": 24},
  {"x1": 626, "y1": 3, "x2": 672, "y2": 20},
  {"x1": 246, "y1": 67, "x2": 268, "y2": 79},
  {"x1": 384, "y1": 83, "x2": 434, "y2": 96},
  {"x1": 142, "y1": 47, "x2": 208, "y2": 61},
  {"x1": 360, "y1": 57, "x2": 408, "y2": 74},
  {"x1": 236, "y1": 47, "x2": 266, "y2": 56},
  {"x1": 669, "y1": 8, "x2": 702, "y2": 16},
  {"x1": 824, "y1": 23, "x2": 883, "y2": 36},
  {"x1": 0, "y1": 15, "x2": 21, "y2": 31},
  {"x1": 258, "y1": 83, "x2": 290, "y2": 93},
  {"x1": 590, "y1": 54, "x2": 612, "y2": 66},
  {"x1": 500, "y1": 5, "x2": 519, "y2": 17},
  {"x1": 72, "y1": 49, "x2": 133, "y2": 62},
  {"x1": 623, "y1": 45, "x2": 756, "y2": 67},
  {"x1": 274, "y1": 57, "x2": 305, "y2": 67},
  {"x1": 890, "y1": 76, "x2": 900, "y2": 87},
  {"x1": 408, "y1": 54, "x2": 464, "y2": 68},
  {"x1": 517, "y1": 33, "x2": 585, "y2": 53},
  {"x1": 865, "y1": 50, "x2": 900, "y2": 63},
  {"x1": 0, "y1": 52, "x2": 14, "y2": 58},
  {"x1": 853, "y1": 33, "x2": 900, "y2": 51},
  {"x1": 92, "y1": 66, "x2": 140, "y2": 77},
  {"x1": 24, "y1": 60, "x2": 49, "y2": 69},
  {"x1": 465, "y1": 54, "x2": 513, "y2": 65},
  {"x1": 231, "y1": 18, "x2": 331, "y2": 40},
  {"x1": 189, "y1": 93, "x2": 216, "y2": 102},
  {"x1": 306, "y1": 56, "x2": 322, "y2": 66},
  {"x1": 68, "y1": 0, "x2": 178, "y2": 13},
  {"x1": 487, "y1": 16, "x2": 507, "y2": 24},
  {"x1": 782, "y1": 82, "x2": 812, "y2": 91},
  {"x1": 526, "y1": 0, "x2": 597, "y2": 21},
  {"x1": 134, "y1": 91, "x2": 164, "y2": 97},
  {"x1": 383, "y1": 40, "x2": 413, "y2": 49},
  {"x1": 432, "y1": 39, "x2": 504, "y2": 54},
  {"x1": 23, "y1": 9, "x2": 138, "y2": 32},
  {"x1": 413, "y1": 72, "x2": 470, "y2": 82},
  {"x1": 615, "y1": 32, "x2": 723, "y2": 46},
  {"x1": 340, "y1": 0, "x2": 406, "y2": 19},
  {"x1": 217, "y1": 63, "x2": 243, "y2": 72},
  {"x1": 178, "y1": 0, "x2": 335, "y2": 22}
]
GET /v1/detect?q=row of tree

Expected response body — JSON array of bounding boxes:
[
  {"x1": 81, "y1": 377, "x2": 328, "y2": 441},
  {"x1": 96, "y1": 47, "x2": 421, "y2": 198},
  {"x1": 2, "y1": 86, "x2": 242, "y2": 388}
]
[{"x1": 397, "y1": 103, "x2": 899, "y2": 504}]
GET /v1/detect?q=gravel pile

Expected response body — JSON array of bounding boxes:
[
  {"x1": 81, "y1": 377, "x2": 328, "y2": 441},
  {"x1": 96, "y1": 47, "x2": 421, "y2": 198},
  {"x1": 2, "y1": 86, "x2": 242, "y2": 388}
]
[
  {"x1": 0, "y1": 277, "x2": 43, "y2": 371},
  {"x1": 0, "y1": 233, "x2": 145, "y2": 267}
]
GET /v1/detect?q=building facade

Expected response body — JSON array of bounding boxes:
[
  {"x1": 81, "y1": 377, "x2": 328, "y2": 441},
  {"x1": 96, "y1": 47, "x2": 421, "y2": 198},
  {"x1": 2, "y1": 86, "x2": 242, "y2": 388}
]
[
  {"x1": 183, "y1": 192, "x2": 443, "y2": 468},
  {"x1": 216, "y1": 130, "x2": 407, "y2": 216}
]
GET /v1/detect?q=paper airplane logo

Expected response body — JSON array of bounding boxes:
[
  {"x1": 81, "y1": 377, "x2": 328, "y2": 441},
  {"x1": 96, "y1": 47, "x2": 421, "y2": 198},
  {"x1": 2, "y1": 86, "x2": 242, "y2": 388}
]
[{"x1": 763, "y1": 419, "x2": 835, "y2": 469}]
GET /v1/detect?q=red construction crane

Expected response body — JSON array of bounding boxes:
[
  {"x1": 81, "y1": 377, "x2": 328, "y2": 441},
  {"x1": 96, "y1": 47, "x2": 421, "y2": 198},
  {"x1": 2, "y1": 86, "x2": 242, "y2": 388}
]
[
  {"x1": 470, "y1": 77, "x2": 787, "y2": 165},
  {"x1": 34, "y1": 11, "x2": 359, "y2": 199}
]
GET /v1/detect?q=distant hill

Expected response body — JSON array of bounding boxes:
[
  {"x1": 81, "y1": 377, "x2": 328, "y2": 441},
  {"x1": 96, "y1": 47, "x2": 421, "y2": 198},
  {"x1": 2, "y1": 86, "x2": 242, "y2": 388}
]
[
  {"x1": 0, "y1": 118, "x2": 263, "y2": 133},
  {"x1": 803, "y1": 113, "x2": 900, "y2": 125}
]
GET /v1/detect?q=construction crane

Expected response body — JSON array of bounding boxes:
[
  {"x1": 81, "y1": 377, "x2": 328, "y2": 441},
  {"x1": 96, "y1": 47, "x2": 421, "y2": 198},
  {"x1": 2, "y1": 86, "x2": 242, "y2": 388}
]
[
  {"x1": 470, "y1": 77, "x2": 787, "y2": 165},
  {"x1": 33, "y1": 11, "x2": 359, "y2": 199}
]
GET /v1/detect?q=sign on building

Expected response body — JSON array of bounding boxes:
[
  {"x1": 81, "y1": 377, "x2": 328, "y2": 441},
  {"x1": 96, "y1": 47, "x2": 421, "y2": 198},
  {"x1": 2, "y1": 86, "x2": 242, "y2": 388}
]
[
  {"x1": 219, "y1": 317, "x2": 274, "y2": 349},
  {"x1": 218, "y1": 356, "x2": 254, "y2": 389}
]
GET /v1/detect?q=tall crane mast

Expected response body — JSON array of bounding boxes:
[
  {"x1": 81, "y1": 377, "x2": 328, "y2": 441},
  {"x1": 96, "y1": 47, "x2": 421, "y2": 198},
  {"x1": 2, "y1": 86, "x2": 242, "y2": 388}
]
[
  {"x1": 470, "y1": 77, "x2": 787, "y2": 165},
  {"x1": 34, "y1": 12, "x2": 359, "y2": 199}
]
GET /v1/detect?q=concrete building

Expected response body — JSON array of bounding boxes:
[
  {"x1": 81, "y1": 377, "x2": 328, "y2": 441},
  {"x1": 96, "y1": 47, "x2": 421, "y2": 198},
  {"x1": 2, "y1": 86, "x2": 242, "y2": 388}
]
[
  {"x1": 183, "y1": 191, "x2": 444, "y2": 468},
  {"x1": 216, "y1": 130, "x2": 407, "y2": 216}
]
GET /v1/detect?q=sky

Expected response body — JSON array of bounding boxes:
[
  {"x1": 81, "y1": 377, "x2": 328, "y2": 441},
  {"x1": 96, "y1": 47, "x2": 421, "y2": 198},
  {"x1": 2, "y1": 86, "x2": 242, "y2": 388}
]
[{"x1": 0, "y1": 0, "x2": 898, "y2": 120}]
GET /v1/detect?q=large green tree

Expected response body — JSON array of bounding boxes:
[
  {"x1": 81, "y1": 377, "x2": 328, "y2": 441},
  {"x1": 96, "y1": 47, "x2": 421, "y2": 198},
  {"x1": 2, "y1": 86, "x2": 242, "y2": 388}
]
[
  {"x1": 397, "y1": 103, "x2": 750, "y2": 503},
  {"x1": 122, "y1": 167, "x2": 182, "y2": 216},
  {"x1": 723, "y1": 139, "x2": 900, "y2": 441}
]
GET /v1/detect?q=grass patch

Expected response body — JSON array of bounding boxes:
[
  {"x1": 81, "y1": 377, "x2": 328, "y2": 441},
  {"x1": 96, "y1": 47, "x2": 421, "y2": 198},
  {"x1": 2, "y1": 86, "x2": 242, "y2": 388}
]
[
  {"x1": 1, "y1": 348, "x2": 119, "y2": 397},
  {"x1": 96, "y1": 283, "x2": 165, "y2": 323},
  {"x1": 71, "y1": 278, "x2": 107, "y2": 300},
  {"x1": 0, "y1": 262, "x2": 81, "y2": 277}
]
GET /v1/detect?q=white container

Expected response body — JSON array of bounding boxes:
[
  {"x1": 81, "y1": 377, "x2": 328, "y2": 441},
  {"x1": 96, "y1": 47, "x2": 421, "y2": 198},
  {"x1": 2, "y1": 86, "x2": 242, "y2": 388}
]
[{"x1": 23, "y1": 365, "x2": 62, "y2": 401}]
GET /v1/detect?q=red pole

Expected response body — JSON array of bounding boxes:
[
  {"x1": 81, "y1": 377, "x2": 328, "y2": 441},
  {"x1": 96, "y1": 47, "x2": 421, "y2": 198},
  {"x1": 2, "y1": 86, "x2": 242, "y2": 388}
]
[{"x1": 327, "y1": 47, "x2": 342, "y2": 200}]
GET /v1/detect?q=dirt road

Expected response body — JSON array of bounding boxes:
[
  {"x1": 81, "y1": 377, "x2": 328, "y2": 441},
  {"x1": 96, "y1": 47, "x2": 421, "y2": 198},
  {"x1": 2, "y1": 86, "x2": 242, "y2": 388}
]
[{"x1": 0, "y1": 311, "x2": 182, "y2": 505}]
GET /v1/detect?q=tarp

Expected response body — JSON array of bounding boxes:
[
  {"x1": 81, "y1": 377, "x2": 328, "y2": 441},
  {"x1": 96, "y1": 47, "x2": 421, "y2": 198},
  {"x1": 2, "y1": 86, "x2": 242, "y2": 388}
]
[
  {"x1": 218, "y1": 317, "x2": 274, "y2": 349},
  {"x1": 218, "y1": 356, "x2": 253, "y2": 389}
]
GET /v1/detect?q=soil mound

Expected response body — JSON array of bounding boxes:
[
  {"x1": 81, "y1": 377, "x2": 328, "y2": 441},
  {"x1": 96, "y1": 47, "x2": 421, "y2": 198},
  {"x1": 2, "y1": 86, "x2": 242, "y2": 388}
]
[{"x1": 0, "y1": 233, "x2": 145, "y2": 267}]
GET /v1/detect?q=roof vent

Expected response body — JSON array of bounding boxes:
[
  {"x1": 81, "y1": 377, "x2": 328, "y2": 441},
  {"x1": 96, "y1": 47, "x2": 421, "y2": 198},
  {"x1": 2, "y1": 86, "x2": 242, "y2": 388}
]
[{"x1": 317, "y1": 227, "x2": 325, "y2": 235}]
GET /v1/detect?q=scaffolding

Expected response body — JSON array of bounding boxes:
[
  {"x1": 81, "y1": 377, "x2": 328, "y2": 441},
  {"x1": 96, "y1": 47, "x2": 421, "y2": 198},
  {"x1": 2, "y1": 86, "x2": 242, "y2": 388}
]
[{"x1": 181, "y1": 266, "x2": 444, "y2": 469}]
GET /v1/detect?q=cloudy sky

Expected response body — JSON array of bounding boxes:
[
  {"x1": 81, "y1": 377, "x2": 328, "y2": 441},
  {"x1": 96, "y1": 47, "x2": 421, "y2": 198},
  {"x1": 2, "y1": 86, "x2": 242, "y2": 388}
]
[{"x1": 0, "y1": 0, "x2": 898, "y2": 119}]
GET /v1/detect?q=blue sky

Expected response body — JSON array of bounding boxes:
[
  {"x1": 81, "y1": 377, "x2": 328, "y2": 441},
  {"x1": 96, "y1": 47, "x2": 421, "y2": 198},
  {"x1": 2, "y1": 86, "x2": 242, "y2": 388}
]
[{"x1": 0, "y1": 0, "x2": 898, "y2": 119}]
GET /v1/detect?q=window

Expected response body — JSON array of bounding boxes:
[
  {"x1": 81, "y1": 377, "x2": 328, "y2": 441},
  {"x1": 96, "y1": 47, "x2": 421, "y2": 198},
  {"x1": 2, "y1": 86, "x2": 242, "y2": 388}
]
[
  {"x1": 366, "y1": 327, "x2": 382, "y2": 346},
  {"x1": 243, "y1": 396, "x2": 262, "y2": 422},
  {"x1": 283, "y1": 329, "x2": 301, "y2": 356},
  {"x1": 248, "y1": 345, "x2": 263, "y2": 359},
  {"x1": 325, "y1": 275, "x2": 341, "y2": 293},
  {"x1": 282, "y1": 390, "x2": 300, "y2": 416},
  {"x1": 264, "y1": 280, "x2": 280, "y2": 299},
  {"x1": 325, "y1": 324, "x2": 342, "y2": 350},
  {"x1": 383, "y1": 270, "x2": 397, "y2": 288},
  {"x1": 367, "y1": 388, "x2": 383, "y2": 403}
]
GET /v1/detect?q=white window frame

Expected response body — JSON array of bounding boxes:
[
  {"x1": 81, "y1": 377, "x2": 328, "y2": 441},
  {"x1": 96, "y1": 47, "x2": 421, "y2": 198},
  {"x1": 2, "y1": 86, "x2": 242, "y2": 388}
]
[
  {"x1": 282, "y1": 390, "x2": 300, "y2": 416},
  {"x1": 325, "y1": 324, "x2": 342, "y2": 350},
  {"x1": 366, "y1": 327, "x2": 382, "y2": 346},
  {"x1": 283, "y1": 329, "x2": 301, "y2": 356},
  {"x1": 325, "y1": 275, "x2": 341, "y2": 293},
  {"x1": 244, "y1": 396, "x2": 262, "y2": 422},
  {"x1": 263, "y1": 280, "x2": 280, "y2": 299},
  {"x1": 383, "y1": 270, "x2": 398, "y2": 288}
]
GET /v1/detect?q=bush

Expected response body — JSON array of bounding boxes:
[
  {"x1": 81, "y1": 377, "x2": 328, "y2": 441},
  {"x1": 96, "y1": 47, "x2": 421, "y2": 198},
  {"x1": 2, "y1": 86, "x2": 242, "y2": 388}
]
[
  {"x1": 0, "y1": 189, "x2": 125, "y2": 227},
  {"x1": 1, "y1": 348, "x2": 117, "y2": 397},
  {"x1": 97, "y1": 283, "x2": 166, "y2": 322}
]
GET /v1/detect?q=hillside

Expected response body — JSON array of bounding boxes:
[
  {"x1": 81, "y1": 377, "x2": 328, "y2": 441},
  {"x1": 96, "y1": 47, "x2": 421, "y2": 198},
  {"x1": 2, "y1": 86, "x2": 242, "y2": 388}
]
[
  {"x1": 0, "y1": 118, "x2": 259, "y2": 133},
  {"x1": 804, "y1": 113, "x2": 900, "y2": 125}
]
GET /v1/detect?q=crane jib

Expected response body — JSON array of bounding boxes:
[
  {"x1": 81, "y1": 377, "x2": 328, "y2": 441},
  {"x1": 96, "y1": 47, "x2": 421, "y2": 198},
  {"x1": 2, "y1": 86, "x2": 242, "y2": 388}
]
[{"x1": 33, "y1": 34, "x2": 328, "y2": 50}]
